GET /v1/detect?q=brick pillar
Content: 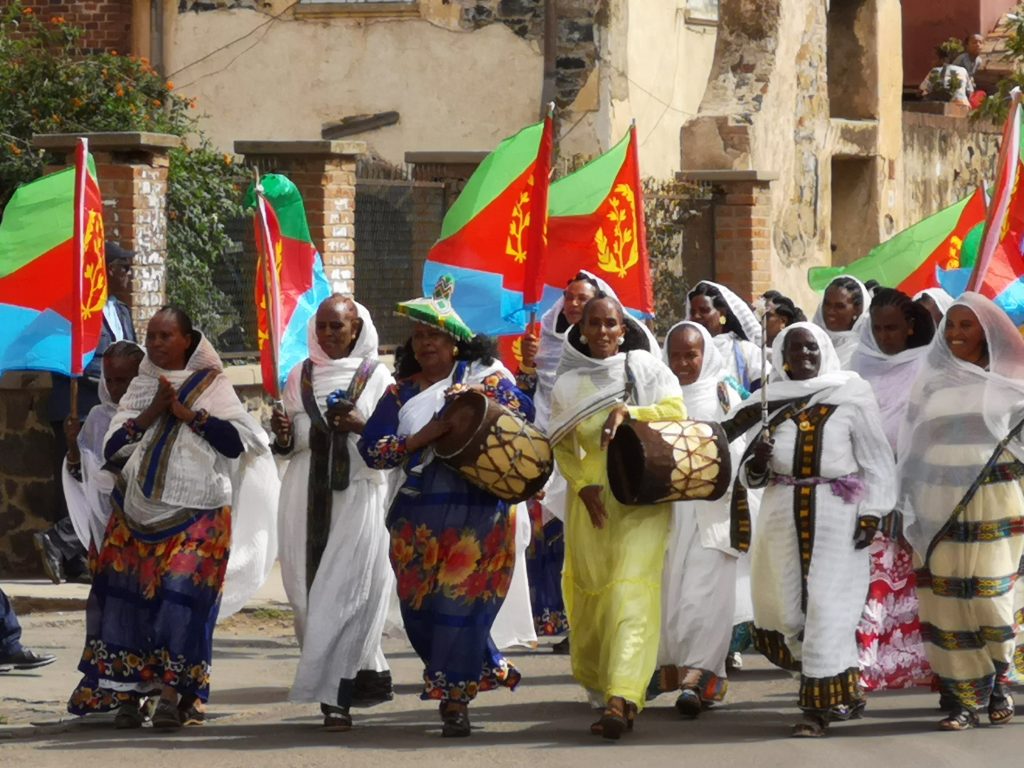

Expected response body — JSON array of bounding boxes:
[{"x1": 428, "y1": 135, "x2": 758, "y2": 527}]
[
  {"x1": 33, "y1": 131, "x2": 183, "y2": 337},
  {"x1": 235, "y1": 140, "x2": 367, "y2": 295},
  {"x1": 680, "y1": 170, "x2": 777, "y2": 302}
]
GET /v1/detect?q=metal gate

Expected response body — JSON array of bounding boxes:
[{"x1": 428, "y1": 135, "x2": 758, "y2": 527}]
[{"x1": 354, "y1": 179, "x2": 446, "y2": 348}]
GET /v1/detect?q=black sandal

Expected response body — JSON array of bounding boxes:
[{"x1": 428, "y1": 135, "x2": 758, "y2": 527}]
[
  {"x1": 989, "y1": 688, "x2": 1015, "y2": 726},
  {"x1": 151, "y1": 698, "x2": 182, "y2": 730},
  {"x1": 322, "y1": 704, "x2": 352, "y2": 732},
  {"x1": 791, "y1": 714, "x2": 828, "y2": 738},
  {"x1": 939, "y1": 708, "x2": 979, "y2": 731},
  {"x1": 440, "y1": 702, "x2": 471, "y2": 738},
  {"x1": 674, "y1": 688, "x2": 702, "y2": 718}
]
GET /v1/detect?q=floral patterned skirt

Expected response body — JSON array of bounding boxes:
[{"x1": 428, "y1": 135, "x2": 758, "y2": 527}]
[
  {"x1": 525, "y1": 501, "x2": 568, "y2": 636},
  {"x1": 856, "y1": 534, "x2": 933, "y2": 691},
  {"x1": 67, "y1": 499, "x2": 231, "y2": 716},
  {"x1": 388, "y1": 461, "x2": 520, "y2": 703}
]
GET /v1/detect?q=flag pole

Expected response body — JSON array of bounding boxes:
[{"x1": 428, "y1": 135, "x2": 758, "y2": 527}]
[
  {"x1": 968, "y1": 88, "x2": 1021, "y2": 292},
  {"x1": 70, "y1": 137, "x2": 89, "y2": 420},
  {"x1": 254, "y1": 169, "x2": 282, "y2": 401}
]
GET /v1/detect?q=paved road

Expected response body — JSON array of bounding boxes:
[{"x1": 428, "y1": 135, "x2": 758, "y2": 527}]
[{"x1": 1, "y1": 609, "x2": 1021, "y2": 768}]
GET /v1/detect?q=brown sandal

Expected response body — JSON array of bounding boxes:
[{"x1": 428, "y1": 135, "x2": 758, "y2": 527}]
[
  {"x1": 791, "y1": 714, "x2": 828, "y2": 738},
  {"x1": 988, "y1": 690, "x2": 1015, "y2": 726},
  {"x1": 593, "y1": 697, "x2": 635, "y2": 740}
]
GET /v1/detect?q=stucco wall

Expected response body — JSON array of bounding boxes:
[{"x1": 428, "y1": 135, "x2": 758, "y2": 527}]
[
  {"x1": 165, "y1": 1, "x2": 544, "y2": 166},
  {"x1": 165, "y1": 1, "x2": 712, "y2": 179}
]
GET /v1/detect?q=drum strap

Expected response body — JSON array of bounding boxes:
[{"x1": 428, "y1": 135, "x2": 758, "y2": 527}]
[{"x1": 301, "y1": 357, "x2": 380, "y2": 592}]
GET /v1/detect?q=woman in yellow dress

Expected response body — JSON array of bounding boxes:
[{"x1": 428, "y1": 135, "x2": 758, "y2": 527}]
[{"x1": 548, "y1": 296, "x2": 685, "y2": 740}]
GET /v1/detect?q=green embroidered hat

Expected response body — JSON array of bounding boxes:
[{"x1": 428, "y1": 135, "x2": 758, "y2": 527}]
[{"x1": 395, "y1": 274, "x2": 474, "y2": 342}]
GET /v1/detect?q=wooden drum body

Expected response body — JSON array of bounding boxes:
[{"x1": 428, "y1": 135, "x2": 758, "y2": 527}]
[
  {"x1": 434, "y1": 390, "x2": 553, "y2": 503},
  {"x1": 607, "y1": 419, "x2": 731, "y2": 505}
]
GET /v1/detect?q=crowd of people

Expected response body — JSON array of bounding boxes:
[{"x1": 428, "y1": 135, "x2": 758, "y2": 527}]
[{"x1": 8, "y1": 246, "x2": 1023, "y2": 741}]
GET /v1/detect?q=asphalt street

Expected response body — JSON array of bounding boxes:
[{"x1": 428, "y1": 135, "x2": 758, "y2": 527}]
[{"x1": 1, "y1": 606, "x2": 1021, "y2": 768}]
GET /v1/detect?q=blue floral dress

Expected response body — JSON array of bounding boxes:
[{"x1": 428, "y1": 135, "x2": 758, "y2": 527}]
[{"x1": 358, "y1": 363, "x2": 533, "y2": 702}]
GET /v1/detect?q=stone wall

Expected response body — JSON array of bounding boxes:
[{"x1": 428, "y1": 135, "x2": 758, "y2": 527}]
[
  {"x1": 902, "y1": 109, "x2": 1002, "y2": 225},
  {"x1": 0, "y1": 374, "x2": 58, "y2": 576}
]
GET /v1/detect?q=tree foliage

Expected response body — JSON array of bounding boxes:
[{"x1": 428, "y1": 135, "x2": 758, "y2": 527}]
[
  {"x1": 973, "y1": 8, "x2": 1024, "y2": 124},
  {"x1": 0, "y1": 2, "x2": 247, "y2": 344}
]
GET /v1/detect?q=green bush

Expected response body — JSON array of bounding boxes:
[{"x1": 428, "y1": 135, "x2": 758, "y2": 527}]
[{"x1": 0, "y1": 1, "x2": 247, "y2": 343}]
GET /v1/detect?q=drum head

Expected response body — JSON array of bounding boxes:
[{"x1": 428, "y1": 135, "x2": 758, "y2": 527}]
[
  {"x1": 435, "y1": 390, "x2": 489, "y2": 459},
  {"x1": 607, "y1": 422, "x2": 652, "y2": 504}
]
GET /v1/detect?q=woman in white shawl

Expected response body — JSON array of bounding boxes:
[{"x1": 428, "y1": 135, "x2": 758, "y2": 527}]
[
  {"x1": 913, "y1": 287, "x2": 955, "y2": 328},
  {"x1": 850, "y1": 288, "x2": 935, "y2": 692},
  {"x1": 271, "y1": 296, "x2": 395, "y2": 730},
  {"x1": 738, "y1": 322, "x2": 895, "y2": 737},
  {"x1": 687, "y1": 280, "x2": 768, "y2": 395},
  {"x1": 68, "y1": 306, "x2": 278, "y2": 731},
  {"x1": 812, "y1": 275, "x2": 869, "y2": 369},
  {"x1": 897, "y1": 292, "x2": 1024, "y2": 731},
  {"x1": 548, "y1": 296, "x2": 684, "y2": 740},
  {"x1": 358, "y1": 276, "x2": 533, "y2": 738},
  {"x1": 62, "y1": 341, "x2": 144, "y2": 554},
  {"x1": 652, "y1": 321, "x2": 745, "y2": 716}
]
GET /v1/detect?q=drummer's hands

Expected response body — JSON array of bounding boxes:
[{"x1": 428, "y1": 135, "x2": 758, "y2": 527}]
[
  {"x1": 748, "y1": 435, "x2": 774, "y2": 476},
  {"x1": 406, "y1": 417, "x2": 451, "y2": 454},
  {"x1": 579, "y1": 485, "x2": 608, "y2": 529},
  {"x1": 600, "y1": 404, "x2": 630, "y2": 450},
  {"x1": 853, "y1": 516, "x2": 880, "y2": 550}
]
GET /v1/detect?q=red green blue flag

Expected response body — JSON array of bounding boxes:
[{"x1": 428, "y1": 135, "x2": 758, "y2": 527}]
[
  {"x1": 938, "y1": 98, "x2": 1024, "y2": 323},
  {"x1": 0, "y1": 139, "x2": 106, "y2": 376},
  {"x1": 808, "y1": 188, "x2": 987, "y2": 295},
  {"x1": 246, "y1": 174, "x2": 333, "y2": 398},
  {"x1": 544, "y1": 125, "x2": 653, "y2": 319},
  {"x1": 421, "y1": 116, "x2": 554, "y2": 336}
]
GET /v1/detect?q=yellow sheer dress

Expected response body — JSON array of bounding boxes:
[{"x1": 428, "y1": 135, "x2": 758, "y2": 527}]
[{"x1": 555, "y1": 394, "x2": 686, "y2": 709}]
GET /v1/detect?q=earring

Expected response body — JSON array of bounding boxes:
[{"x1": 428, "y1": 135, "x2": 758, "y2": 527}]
[
  {"x1": 719, "y1": 315, "x2": 727, "y2": 326},
  {"x1": 783, "y1": 363, "x2": 790, "y2": 372},
  {"x1": 580, "y1": 335, "x2": 588, "y2": 344},
  {"x1": 616, "y1": 336, "x2": 624, "y2": 345},
  {"x1": 452, "y1": 346, "x2": 459, "y2": 358}
]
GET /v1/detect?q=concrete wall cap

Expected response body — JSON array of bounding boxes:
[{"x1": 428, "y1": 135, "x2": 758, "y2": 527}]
[
  {"x1": 234, "y1": 140, "x2": 368, "y2": 157},
  {"x1": 32, "y1": 132, "x2": 183, "y2": 152},
  {"x1": 405, "y1": 151, "x2": 491, "y2": 165},
  {"x1": 677, "y1": 170, "x2": 779, "y2": 182}
]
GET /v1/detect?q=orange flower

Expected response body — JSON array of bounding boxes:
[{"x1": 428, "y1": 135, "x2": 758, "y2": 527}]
[
  {"x1": 153, "y1": 99, "x2": 162, "y2": 107},
  {"x1": 8, "y1": 144, "x2": 21, "y2": 156},
  {"x1": 51, "y1": 16, "x2": 65, "y2": 24},
  {"x1": 422, "y1": 537, "x2": 439, "y2": 570},
  {"x1": 23, "y1": 7, "x2": 32, "y2": 15},
  {"x1": 166, "y1": 80, "x2": 174, "y2": 90},
  {"x1": 110, "y1": 49, "x2": 118, "y2": 56},
  {"x1": 391, "y1": 536, "x2": 414, "y2": 568},
  {"x1": 115, "y1": 85, "x2": 125, "y2": 97},
  {"x1": 437, "y1": 534, "x2": 481, "y2": 586}
]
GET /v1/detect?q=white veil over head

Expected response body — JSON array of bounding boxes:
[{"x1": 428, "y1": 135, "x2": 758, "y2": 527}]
[
  {"x1": 912, "y1": 287, "x2": 955, "y2": 317},
  {"x1": 662, "y1": 320, "x2": 727, "y2": 420},
  {"x1": 812, "y1": 275, "x2": 870, "y2": 368},
  {"x1": 897, "y1": 292, "x2": 1024, "y2": 554},
  {"x1": 686, "y1": 280, "x2": 763, "y2": 345}
]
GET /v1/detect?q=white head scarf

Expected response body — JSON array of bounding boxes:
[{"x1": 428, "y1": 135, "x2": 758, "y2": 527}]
[
  {"x1": 758, "y1": 321, "x2": 877, "y2": 414},
  {"x1": 686, "y1": 280, "x2": 763, "y2": 346},
  {"x1": 897, "y1": 292, "x2": 1024, "y2": 554},
  {"x1": 662, "y1": 320, "x2": 731, "y2": 421},
  {"x1": 912, "y1": 287, "x2": 955, "y2": 317},
  {"x1": 812, "y1": 275, "x2": 870, "y2": 369},
  {"x1": 849, "y1": 312, "x2": 929, "y2": 454},
  {"x1": 533, "y1": 271, "x2": 615, "y2": 429},
  {"x1": 282, "y1": 298, "x2": 380, "y2": 418}
]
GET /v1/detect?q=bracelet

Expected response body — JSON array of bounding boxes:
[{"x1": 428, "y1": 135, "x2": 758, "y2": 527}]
[
  {"x1": 123, "y1": 418, "x2": 144, "y2": 442},
  {"x1": 519, "y1": 362, "x2": 537, "y2": 375},
  {"x1": 858, "y1": 516, "x2": 880, "y2": 530},
  {"x1": 189, "y1": 408, "x2": 210, "y2": 437}
]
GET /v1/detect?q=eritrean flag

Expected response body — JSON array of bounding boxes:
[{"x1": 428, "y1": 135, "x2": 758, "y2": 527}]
[
  {"x1": 543, "y1": 124, "x2": 653, "y2": 319},
  {"x1": 808, "y1": 188, "x2": 987, "y2": 295},
  {"x1": 422, "y1": 115, "x2": 554, "y2": 336},
  {"x1": 0, "y1": 139, "x2": 106, "y2": 376},
  {"x1": 246, "y1": 174, "x2": 332, "y2": 399}
]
